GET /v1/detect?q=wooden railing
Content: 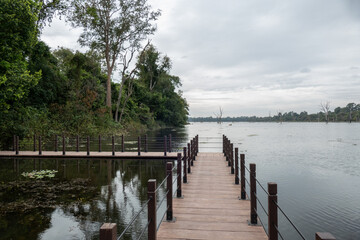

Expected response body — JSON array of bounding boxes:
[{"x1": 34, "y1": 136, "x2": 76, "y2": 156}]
[
  {"x1": 99, "y1": 135, "x2": 198, "y2": 240},
  {"x1": 8, "y1": 134, "x2": 195, "y2": 155},
  {"x1": 223, "y1": 135, "x2": 336, "y2": 240}
]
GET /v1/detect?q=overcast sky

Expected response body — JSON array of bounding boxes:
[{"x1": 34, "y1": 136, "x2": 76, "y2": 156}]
[{"x1": 41, "y1": 0, "x2": 360, "y2": 117}]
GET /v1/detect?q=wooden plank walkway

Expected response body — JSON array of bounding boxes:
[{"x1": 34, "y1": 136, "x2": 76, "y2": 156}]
[
  {"x1": 157, "y1": 152, "x2": 267, "y2": 240},
  {"x1": 0, "y1": 151, "x2": 178, "y2": 159}
]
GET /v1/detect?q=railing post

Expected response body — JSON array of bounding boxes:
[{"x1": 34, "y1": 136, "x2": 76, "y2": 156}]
[
  {"x1": 315, "y1": 233, "x2": 336, "y2": 240},
  {"x1": 33, "y1": 134, "x2": 36, "y2": 152},
  {"x1": 250, "y1": 163, "x2": 257, "y2": 224},
  {"x1": 187, "y1": 143, "x2": 191, "y2": 172},
  {"x1": 62, "y1": 135, "x2": 65, "y2": 155},
  {"x1": 196, "y1": 135, "x2": 199, "y2": 155},
  {"x1": 112, "y1": 136, "x2": 115, "y2": 156},
  {"x1": 121, "y1": 135, "x2": 124, "y2": 152},
  {"x1": 99, "y1": 223, "x2": 117, "y2": 240},
  {"x1": 87, "y1": 136, "x2": 90, "y2": 156},
  {"x1": 169, "y1": 134, "x2": 172, "y2": 153},
  {"x1": 235, "y1": 148, "x2": 239, "y2": 184},
  {"x1": 55, "y1": 135, "x2": 58, "y2": 152},
  {"x1": 145, "y1": 134, "x2": 148, "y2": 152},
  {"x1": 98, "y1": 135, "x2": 101, "y2": 152},
  {"x1": 164, "y1": 136, "x2": 167, "y2": 156},
  {"x1": 183, "y1": 147, "x2": 187, "y2": 183},
  {"x1": 148, "y1": 179, "x2": 157, "y2": 240},
  {"x1": 166, "y1": 162, "x2": 173, "y2": 221},
  {"x1": 15, "y1": 136, "x2": 19, "y2": 155},
  {"x1": 240, "y1": 154, "x2": 246, "y2": 199},
  {"x1": 190, "y1": 140, "x2": 194, "y2": 164},
  {"x1": 227, "y1": 142, "x2": 231, "y2": 167},
  {"x1": 13, "y1": 135, "x2": 16, "y2": 152},
  {"x1": 231, "y1": 143, "x2": 234, "y2": 174},
  {"x1": 76, "y1": 135, "x2": 79, "y2": 152},
  {"x1": 177, "y1": 153, "x2": 182, "y2": 198},
  {"x1": 138, "y1": 136, "x2": 141, "y2": 156},
  {"x1": 268, "y1": 183, "x2": 278, "y2": 240},
  {"x1": 39, "y1": 136, "x2": 42, "y2": 155}
]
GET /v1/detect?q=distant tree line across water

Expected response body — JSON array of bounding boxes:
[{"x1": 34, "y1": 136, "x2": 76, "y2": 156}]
[{"x1": 189, "y1": 103, "x2": 360, "y2": 123}]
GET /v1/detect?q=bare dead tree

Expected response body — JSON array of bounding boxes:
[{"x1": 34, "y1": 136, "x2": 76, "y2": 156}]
[
  {"x1": 213, "y1": 107, "x2": 223, "y2": 124},
  {"x1": 277, "y1": 110, "x2": 283, "y2": 124},
  {"x1": 320, "y1": 101, "x2": 330, "y2": 124}
]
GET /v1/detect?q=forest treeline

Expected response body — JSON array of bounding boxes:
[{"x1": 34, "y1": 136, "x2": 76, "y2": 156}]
[
  {"x1": 0, "y1": 0, "x2": 188, "y2": 147},
  {"x1": 189, "y1": 103, "x2": 360, "y2": 123}
]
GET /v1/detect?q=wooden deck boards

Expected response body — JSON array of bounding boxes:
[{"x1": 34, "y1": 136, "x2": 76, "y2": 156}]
[
  {"x1": 157, "y1": 152, "x2": 267, "y2": 240},
  {"x1": 0, "y1": 151, "x2": 178, "y2": 159}
]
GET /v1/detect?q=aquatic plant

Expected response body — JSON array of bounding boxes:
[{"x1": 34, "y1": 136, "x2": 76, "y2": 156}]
[{"x1": 21, "y1": 170, "x2": 58, "y2": 179}]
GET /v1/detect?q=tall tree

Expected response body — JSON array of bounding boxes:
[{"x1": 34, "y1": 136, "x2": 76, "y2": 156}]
[
  {"x1": 0, "y1": 0, "x2": 42, "y2": 112},
  {"x1": 68, "y1": 0, "x2": 160, "y2": 116}
]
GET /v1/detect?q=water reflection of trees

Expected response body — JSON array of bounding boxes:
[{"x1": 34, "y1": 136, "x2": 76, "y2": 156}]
[{"x1": 58, "y1": 159, "x2": 167, "y2": 240}]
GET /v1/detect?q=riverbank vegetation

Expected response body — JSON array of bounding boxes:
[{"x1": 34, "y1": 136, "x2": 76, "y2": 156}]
[
  {"x1": 189, "y1": 103, "x2": 360, "y2": 123},
  {"x1": 0, "y1": 0, "x2": 188, "y2": 148}
]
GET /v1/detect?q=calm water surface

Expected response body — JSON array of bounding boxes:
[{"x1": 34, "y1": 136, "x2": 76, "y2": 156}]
[{"x1": 1, "y1": 122, "x2": 359, "y2": 239}]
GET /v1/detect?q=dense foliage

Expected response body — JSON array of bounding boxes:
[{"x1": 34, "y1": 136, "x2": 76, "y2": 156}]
[
  {"x1": 0, "y1": 0, "x2": 188, "y2": 148},
  {"x1": 189, "y1": 103, "x2": 360, "y2": 123}
]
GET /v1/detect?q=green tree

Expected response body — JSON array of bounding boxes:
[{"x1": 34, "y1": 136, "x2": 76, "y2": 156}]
[
  {"x1": 68, "y1": 0, "x2": 160, "y2": 115},
  {"x1": 0, "y1": 0, "x2": 42, "y2": 112},
  {"x1": 27, "y1": 41, "x2": 67, "y2": 108}
]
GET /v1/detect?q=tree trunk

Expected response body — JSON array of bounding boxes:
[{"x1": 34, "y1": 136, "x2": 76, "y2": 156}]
[
  {"x1": 106, "y1": 72, "x2": 112, "y2": 116},
  {"x1": 114, "y1": 82, "x2": 125, "y2": 122}
]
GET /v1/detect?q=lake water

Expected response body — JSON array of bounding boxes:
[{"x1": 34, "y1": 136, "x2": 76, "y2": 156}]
[{"x1": 1, "y1": 122, "x2": 359, "y2": 239}]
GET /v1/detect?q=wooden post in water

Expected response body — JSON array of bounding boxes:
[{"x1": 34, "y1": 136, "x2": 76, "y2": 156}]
[
  {"x1": 177, "y1": 153, "x2": 182, "y2": 198},
  {"x1": 138, "y1": 136, "x2": 141, "y2": 156},
  {"x1": 240, "y1": 154, "x2": 246, "y2": 199},
  {"x1": 33, "y1": 134, "x2": 36, "y2": 152},
  {"x1": 235, "y1": 148, "x2": 239, "y2": 184},
  {"x1": 164, "y1": 136, "x2": 167, "y2": 156},
  {"x1": 268, "y1": 182, "x2": 278, "y2": 240},
  {"x1": 250, "y1": 163, "x2": 257, "y2": 225},
  {"x1": 121, "y1": 135, "x2": 124, "y2": 152},
  {"x1": 183, "y1": 147, "x2": 187, "y2": 183},
  {"x1": 145, "y1": 134, "x2": 148, "y2": 152},
  {"x1": 166, "y1": 162, "x2": 173, "y2": 221},
  {"x1": 87, "y1": 136, "x2": 90, "y2": 156},
  {"x1": 55, "y1": 135, "x2": 58, "y2": 152},
  {"x1": 39, "y1": 136, "x2": 42, "y2": 155},
  {"x1": 99, "y1": 223, "x2": 117, "y2": 240},
  {"x1": 112, "y1": 136, "x2": 115, "y2": 156},
  {"x1": 148, "y1": 179, "x2": 157, "y2": 240},
  {"x1": 62, "y1": 135, "x2": 65, "y2": 155},
  {"x1": 315, "y1": 233, "x2": 336, "y2": 240},
  {"x1": 76, "y1": 135, "x2": 79, "y2": 152}
]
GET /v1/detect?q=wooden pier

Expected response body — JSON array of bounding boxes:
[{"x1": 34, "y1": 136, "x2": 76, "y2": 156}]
[{"x1": 157, "y1": 152, "x2": 267, "y2": 240}]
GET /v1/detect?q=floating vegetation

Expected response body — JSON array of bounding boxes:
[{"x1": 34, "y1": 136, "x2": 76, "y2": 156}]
[
  {"x1": 21, "y1": 170, "x2": 58, "y2": 179},
  {"x1": 247, "y1": 134, "x2": 258, "y2": 137}
]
